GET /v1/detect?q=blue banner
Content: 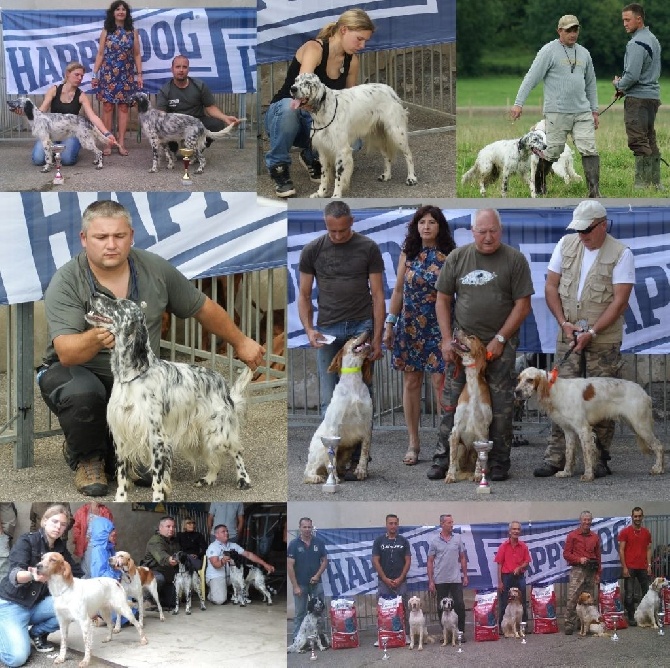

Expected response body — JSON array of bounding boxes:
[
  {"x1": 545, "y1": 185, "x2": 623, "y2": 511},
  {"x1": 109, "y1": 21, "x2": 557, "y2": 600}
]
[
  {"x1": 257, "y1": 0, "x2": 455, "y2": 64},
  {"x1": 2, "y1": 8, "x2": 256, "y2": 94},
  {"x1": 287, "y1": 206, "x2": 670, "y2": 354},
  {"x1": 310, "y1": 517, "x2": 629, "y2": 598},
  {"x1": 0, "y1": 192, "x2": 286, "y2": 306}
]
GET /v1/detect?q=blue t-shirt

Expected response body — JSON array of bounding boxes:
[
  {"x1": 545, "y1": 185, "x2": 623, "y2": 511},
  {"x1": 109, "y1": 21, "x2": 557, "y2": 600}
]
[
  {"x1": 372, "y1": 534, "x2": 410, "y2": 580},
  {"x1": 287, "y1": 536, "x2": 327, "y2": 586}
]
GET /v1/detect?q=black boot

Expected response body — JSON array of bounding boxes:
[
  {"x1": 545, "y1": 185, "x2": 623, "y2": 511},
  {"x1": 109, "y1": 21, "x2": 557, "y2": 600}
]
[
  {"x1": 581, "y1": 155, "x2": 602, "y2": 198},
  {"x1": 534, "y1": 158, "x2": 553, "y2": 196},
  {"x1": 268, "y1": 163, "x2": 296, "y2": 198}
]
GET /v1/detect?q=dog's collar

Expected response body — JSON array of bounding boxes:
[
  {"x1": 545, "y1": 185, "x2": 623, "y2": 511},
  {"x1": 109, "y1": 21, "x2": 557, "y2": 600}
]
[
  {"x1": 340, "y1": 366, "x2": 362, "y2": 374},
  {"x1": 548, "y1": 368, "x2": 559, "y2": 386},
  {"x1": 310, "y1": 96, "x2": 338, "y2": 135}
]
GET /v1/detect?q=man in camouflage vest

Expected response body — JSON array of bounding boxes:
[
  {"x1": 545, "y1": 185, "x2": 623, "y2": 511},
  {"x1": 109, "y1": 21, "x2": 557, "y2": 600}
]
[{"x1": 534, "y1": 200, "x2": 635, "y2": 479}]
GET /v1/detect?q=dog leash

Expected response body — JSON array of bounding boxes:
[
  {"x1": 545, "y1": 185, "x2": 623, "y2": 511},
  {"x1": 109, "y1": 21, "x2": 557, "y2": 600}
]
[{"x1": 599, "y1": 93, "x2": 624, "y2": 116}]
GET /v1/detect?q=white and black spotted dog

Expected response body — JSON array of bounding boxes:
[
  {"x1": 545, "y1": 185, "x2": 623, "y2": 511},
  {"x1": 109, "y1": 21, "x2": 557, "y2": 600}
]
[
  {"x1": 245, "y1": 565, "x2": 276, "y2": 605},
  {"x1": 439, "y1": 596, "x2": 460, "y2": 647},
  {"x1": 84, "y1": 293, "x2": 253, "y2": 501},
  {"x1": 461, "y1": 130, "x2": 547, "y2": 197},
  {"x1": 7, "y1": 97, "x2": 109, "y2": 171},
  {"x1": 133, "y1": 92, "x2": 235, "y2": 174},
  {"x1": 224, "y1": 550, "x2": 250, "y2": 606},
  {"x1": 172, "y1": 551, "x2": 206, "y2": 615},
  {"x1": 530, "y1": 119, "x2": 582, "y2": 185},
  {"x1": 287, "y1": 596, "x2": 328, "y2": 653},
  {"x1": 289, "y1": 72, "x2": 417, "y2": 198}
]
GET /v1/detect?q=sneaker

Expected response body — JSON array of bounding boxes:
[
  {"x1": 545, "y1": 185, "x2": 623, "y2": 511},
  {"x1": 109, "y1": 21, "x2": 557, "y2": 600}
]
[
  {"x1": 564, "y1": 625, "x2": 574, "y2": 636},
  {"x1": 373, "y1": 640, "x2": 379, "y2": 647},
  {"x1": 627, "y1": 617, "x2": 637, "y2": 627},
  {"x1": 31, "y1": 634, "x2": 55, "y2": 653},
  {"x1": 593, "y1": 462, "x2": 610, "y2": 479},
  {"x1": 299, "y1": 150, "x2": 322, "y2": 183},
  {"x1": 490, "y1": 468, "x2": 509, "y2": 482},
  {"x1": 74, "y1": 458, "x2": 108, "y2": 496},
  {"x1": 269, "y1": 163, "x2": 296, "y2": 198},
  {"x1": 427, "y1": 464, "x2": 447, "y2": 480},
  {"x1": 533, "y1": 463, "x2": 560, "y2": 478}
]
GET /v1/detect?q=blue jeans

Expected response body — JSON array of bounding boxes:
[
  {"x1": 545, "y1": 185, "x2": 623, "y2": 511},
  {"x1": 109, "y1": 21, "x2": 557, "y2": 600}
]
[
  {"x1": 315, "y1": 318, "x2": 374, "y2": 413},
  {"x1": 498, "y1": 573, "x2": 528, "y2": 626},
  {"x1": 293, "y1": 582, "x2": 324, "y2": 641},
  {"x1": 264, "y1": 97, "x2": 317, "y2": 169},
  {"x1": 32, "y1": 137, "x2": 81, "y2": 166},
  {"x1": 0, "y1": 596, "x2": 59, "y2": 667}
]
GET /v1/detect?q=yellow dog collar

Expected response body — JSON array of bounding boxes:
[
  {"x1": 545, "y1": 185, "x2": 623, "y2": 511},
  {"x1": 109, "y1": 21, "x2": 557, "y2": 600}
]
[{"x1": 340, "y1": 366, "x2": 362, "y2": 374}]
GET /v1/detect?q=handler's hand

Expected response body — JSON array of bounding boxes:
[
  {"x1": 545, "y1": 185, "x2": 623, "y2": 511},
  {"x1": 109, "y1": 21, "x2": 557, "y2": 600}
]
[
  {"x1": 93, "y1": 327, "x2": 115, "y2": 350},
  {"x1": 510, "y1": 105, "x2": 523, "y2": 121},
  {"x1": 235, "y1": 337, "x2": 265, "y2": 371}
]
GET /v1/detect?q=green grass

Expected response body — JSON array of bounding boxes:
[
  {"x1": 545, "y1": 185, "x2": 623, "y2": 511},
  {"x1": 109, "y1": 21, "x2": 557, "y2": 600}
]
[{"x1": 456, "y1": 108, "x2": 670, "y2": 198}]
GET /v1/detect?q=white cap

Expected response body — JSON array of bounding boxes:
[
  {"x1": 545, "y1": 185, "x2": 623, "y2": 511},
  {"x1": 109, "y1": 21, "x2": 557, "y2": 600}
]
[{"x1": 567, "y1": 200, "x2": 607, "y2": 230}]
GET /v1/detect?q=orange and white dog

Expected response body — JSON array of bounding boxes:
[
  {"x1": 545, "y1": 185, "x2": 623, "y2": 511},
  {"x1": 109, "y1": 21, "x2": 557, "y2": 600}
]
[
  {"x1": 109, "y1": 550, "x2": 165, "y2": 628},
  {"x1": 445, "y1": 331, "x2": 491, "y2": 483},
  {"x1": 501, "y1": 587, "x2": 525, "y2": 638},
  {"x1": 36, "y1": 552, "x2": 147, "y2": 667},
  {"x1": 515, "y1": 367, "x2": 665, "y2": 481},
  {"x1": 576, "y1": 592, "x2": 608, "y2": 637}
]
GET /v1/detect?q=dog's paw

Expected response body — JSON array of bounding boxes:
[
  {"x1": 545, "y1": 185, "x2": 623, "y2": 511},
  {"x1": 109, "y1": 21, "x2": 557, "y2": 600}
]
[
  {"x1": 41, "y1": 165, "x2": 51, "y2": 173},
  {"x1": 353, "y1": 465, "x2": 368, "y2": 480},
  {"x1": 236, "y1": 479, "x2": 252, "y2": 490},
  {"x1": 148, "y1": 167, "x2": 157, "y2": 173},
  {"x1": 304, "y1": 475, "x2": 325, "y2": 484},
  {"x1": 377, "y1": 173, "x2": 391, "y2": 182},
  {"x1": 650, "y1": 465, "x2": 664, "y2": 475},
  {"x1": 555, "y1": 470, "x2": 571, "y2": 478},
  {"x1": 406, "y1": 176, "x2": 418, "y2": 186},
  {"x1": 195, "y1": 167, "x2": 204, "y2": 174},
  {"x1": 445, "y1": 473, "x2": 456, "y2": 483},
  {"x1": 580, "y1": 472, "x2": 594, "y2": 482}
]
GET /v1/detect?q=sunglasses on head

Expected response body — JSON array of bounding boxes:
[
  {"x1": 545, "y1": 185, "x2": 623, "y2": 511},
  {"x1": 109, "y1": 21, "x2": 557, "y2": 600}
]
[{"x1": 578, "y1": 220, "x2": 604, "y2": 235}]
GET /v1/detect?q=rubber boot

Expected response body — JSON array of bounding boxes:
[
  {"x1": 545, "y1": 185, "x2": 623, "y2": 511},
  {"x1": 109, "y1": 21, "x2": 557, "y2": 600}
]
[
  {"x1": 581, "y1": 155, "x2": 602, "y2": 198},
  {"x1": 651, "y1": 155, "x2": 666, "y2": 191},
  {"x1": 634, "y1": 155, "x2": 648, "y2": 189},
  {"x1": 534, "y1": 158, "x2": 553, "y2": 196}
]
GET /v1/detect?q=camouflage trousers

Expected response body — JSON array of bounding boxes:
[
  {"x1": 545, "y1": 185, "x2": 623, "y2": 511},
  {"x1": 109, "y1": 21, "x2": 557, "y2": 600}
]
[
  {"x1": 565, "y1": 565, "x2": 598, "y2": 630},
  {"x1": 543, "y1": 341, "x2": 623, "y2": 468},
  {"x1": 432, "y1": 338, "x2": 517, "y2": 473}
]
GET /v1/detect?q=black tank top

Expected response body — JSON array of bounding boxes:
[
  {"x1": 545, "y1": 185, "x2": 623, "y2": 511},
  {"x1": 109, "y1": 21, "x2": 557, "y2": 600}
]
[
  {"x1": 270, "y1": 39, "x2": 353, "y2": 104},
  {"x1": 50, "y1": 84, "x2": 82, "y2": 115}
]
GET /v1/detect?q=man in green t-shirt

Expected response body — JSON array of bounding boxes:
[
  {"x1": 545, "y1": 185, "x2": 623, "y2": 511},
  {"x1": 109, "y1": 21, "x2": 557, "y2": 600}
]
[{"x1": 38, "y1": 200, "x2": 264, "y2": 497}]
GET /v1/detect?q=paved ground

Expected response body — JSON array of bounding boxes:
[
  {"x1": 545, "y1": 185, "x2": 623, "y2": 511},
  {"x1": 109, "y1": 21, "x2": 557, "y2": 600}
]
[
  {"x1": 287, "y1": 422, "x2": 670, "y2": 503},
  {"x1": 0, "y1": 594, "x2": 287, "y2": 668},
  {"x1": 286, "y1": 624, "x2": 670, "y2": 668},
  {"x1": 256, "y1": 105, "x2": 455, "y2": 200},
  {"x1": 0, "y1": 131, "x2": 255, "y2": 192}
]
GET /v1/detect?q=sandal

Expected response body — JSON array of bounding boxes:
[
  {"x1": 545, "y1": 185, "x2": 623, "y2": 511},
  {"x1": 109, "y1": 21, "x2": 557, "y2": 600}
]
[{"x1": 403, "y1": 449, "x2": 420, "y2": 465}]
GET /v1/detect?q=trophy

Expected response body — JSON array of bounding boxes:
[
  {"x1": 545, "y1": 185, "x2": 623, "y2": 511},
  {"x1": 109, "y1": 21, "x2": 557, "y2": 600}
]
[
  {"x1": 611, "y1": 629, "x2": 619, "y2": 642},
  {"x1": 457, "y1": 630, "x2": 464, "y2": 652},
  {"x1": 308, "y1": 634, "x2": 318, "y2": 660},
  {"x1": 474, "y1": 440, "x2": 493, "y2": 494},
  {"x1": 520, "y1": 621, "x2": 527, "y2": 643},
  {"x1": 178, "y1": 147, "x2": 195, "y2": 186},
  {"x1": 381, "y1": 635, "x2": 389, "y2": 661},
  {"x1": 52, "y1": 143, "x2": 66, "y2": 185},
  {"x1": 320, "y1": 436, "x2": 341, "y2": 493},
  {"x1": 658, "y1": 612, "x2": 665, "y2": 636}
]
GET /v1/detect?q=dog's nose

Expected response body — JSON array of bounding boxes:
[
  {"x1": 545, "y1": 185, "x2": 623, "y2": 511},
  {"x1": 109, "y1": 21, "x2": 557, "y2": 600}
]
[
  {"x1": 513, "y1": 389, "x2": 522, "y2": 399},
  {"x1": 290, "y1": 85, "x2": 297, "y2": 94}
]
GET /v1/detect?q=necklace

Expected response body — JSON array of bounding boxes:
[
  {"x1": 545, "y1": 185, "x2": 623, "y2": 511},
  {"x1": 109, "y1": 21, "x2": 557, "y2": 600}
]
[{"x1": 562, "y1": 44, "x2": 576, "y2": 73}]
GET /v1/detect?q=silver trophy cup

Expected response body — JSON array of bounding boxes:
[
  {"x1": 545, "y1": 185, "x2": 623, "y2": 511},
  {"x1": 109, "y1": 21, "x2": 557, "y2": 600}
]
[
  {"x1": 520, "y1": 621, "x2": 527, "y2": 643},
  {"x1": 474, "y1": 440, "x2": 493, "y2": 494},
  {"x1": 658, "y1": 611, "x2": 665, "y2": 636},
  {"x1": 457, "y1": 630, "x2": 463, "y2": 652},
  {"x1": 52, "y1": 143, "x2": 66, "y2": 185},
  {"x1": 308, "y1": 634, "x2": 317, "y2": 660},
  {"x1": 381, "y1": 635, "x2": 389, "y2": 660},
  {"x1": 321, "y1": 436, "x2": 341, "y2": 493}
]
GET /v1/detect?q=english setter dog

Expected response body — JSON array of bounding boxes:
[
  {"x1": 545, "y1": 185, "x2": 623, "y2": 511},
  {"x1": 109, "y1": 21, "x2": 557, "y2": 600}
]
[
  {"x1": 225, "y1": 550, "x2": 250, "y2": 605},
  {"x1": 7, "y1": 97, "x2": 109, "y2": 171},
  {"x1": 303, "y1": 331, "x2": 373, "y2": 483},
  {"x1": 530, "y1": 119, "x2": 582, "y2": 185},
  {"x1": 108, "y1": 550, "x2": 164, "y2": 628},
  {"x1": 461, "y1": 129, "x2": 547, "y2": 197},
  {"x1": 85, "y1": 293, "x2": 253, "y2": 501},
  {"x1": 576, "y1": 592, "x2": 608, "y2": 637},
  {"x1": 501, "y1": 587, "x2": 525, "y2": 639},
  {"x1": 133, "y1": 92, "x2": 235, "y2": 174},
  {"x1": 287, "y1": 596, "x2": 327, "y2": 653},
  {"x1": 408, "y1": 595, "x2": 431, "y2": 650},
  {"x1": 173, "y1": 551, "x2": 206, "y2": 615},
  {"x1": 445, "y1": 331, "x2": 490, "y2": 483},
  {"x1": 36, "y1": 552, "x2": 147, "y2": 668},
  {"x1": 245, "y1": 565, "x2": 276, "y2": 605},
  {"x1": 634, "y1": 577, "x2": 668, "y2": 628},
  {"x1": 514, "y1": 367, "x2": 665, "y2": 481},
  {"x1": 439, "y1": 596, "x2": 459, "y2": 647},
  {"x1": 289, "y1": 72, "x2": 417, "y2": 198}
]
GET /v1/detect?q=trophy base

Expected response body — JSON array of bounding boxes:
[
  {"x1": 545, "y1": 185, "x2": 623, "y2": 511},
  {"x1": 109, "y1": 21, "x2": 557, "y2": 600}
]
[
  {"x1": 321, "y1": 482, "x2": 338, "y2": 493},
  {"x1": 181, "y1": 178, "x2": 194, "y2": 187},
  {"x1": 476, "y1": 485, "x2": 491, "y2": 494},
  {"x1": 52, "y1": 176, "x2": 64, "y2": 185}
]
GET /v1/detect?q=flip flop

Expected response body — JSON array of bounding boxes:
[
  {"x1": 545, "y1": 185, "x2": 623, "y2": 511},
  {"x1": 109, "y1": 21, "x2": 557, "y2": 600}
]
[{"x1": 403, "y1": 449, "x2": 420, "y2": 465}]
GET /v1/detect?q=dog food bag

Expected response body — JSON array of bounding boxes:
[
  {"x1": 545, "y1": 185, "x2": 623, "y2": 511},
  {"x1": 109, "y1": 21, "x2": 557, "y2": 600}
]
[
  {"x1": 664, "y1": 586, "x2": 670, "y2": 625},
  {"x1": 531, "y1": 585, "x2": 559, "y2": 634},
  {"x1": 599, "y1": 582, "x2": 628, "y2": 630},
  {"x1": 473, "y1": 591, "x2": 499, "y2": 641},
  {"x1": 377, "y1": 596, "x2": 406, "y2": 648},
  {"x1": 330, "y1": 598, "x2": 359, "y2": 649}
]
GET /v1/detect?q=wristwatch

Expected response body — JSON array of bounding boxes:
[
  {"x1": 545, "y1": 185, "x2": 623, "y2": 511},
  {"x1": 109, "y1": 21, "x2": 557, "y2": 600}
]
[{"x1": 494, "y1": 333, "x2": 506, "y2": 344}]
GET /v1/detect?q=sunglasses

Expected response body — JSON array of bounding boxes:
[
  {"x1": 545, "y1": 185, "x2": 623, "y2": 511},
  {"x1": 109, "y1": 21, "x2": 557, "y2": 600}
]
[
  {"x1": 564, "y1": 26, "x2": 580, "y2": 33},
  {"x1": 578, "y1": 220, "x2": 604, "y2": 235}
]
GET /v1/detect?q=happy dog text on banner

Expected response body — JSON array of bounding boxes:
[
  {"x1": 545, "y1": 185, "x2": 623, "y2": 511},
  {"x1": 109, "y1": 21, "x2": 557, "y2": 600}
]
[
  {"x1": 257, "y1": 0, "x2": 455, "y2": 64},
  {"x1": 312, "y1": 517, "x2": 628, "y2": 599},
  {"x1": 2, "y1": 8, "x2": 256, "y2": 95},
  {"x1": 0, "y1": 192, "x2": 286, "y2": 307},
  {"x1": 287, "y1": 207, "x2": 670, "y2": 354}
]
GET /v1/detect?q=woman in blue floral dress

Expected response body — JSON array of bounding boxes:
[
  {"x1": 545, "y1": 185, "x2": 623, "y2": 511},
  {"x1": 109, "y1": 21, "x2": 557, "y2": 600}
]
[
  {"x1": 383, "y1": 206, "x2": 456, "y2": 465},
  {"x1": 93, "y1": 1, "x2": 143, "y2": 156}
]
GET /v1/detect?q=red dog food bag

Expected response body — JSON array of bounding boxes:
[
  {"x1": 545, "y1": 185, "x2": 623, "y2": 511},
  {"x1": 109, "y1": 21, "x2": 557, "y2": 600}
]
[
  {"x1": 599, "y1": 582, "x2": 628, "y2": 630},
  {"x1": 531, "y1": 585, "x2": 559, "y2": 634},
  {"x1": 663, "y1": 586, "x2": 670, "y2": 625},
  {"x1": 377, "y1": 596, "x2": 406, "y2": 648},
  {"x1": 473, "y1": 591, "x2": 499, "y2": 641},
  {"x1": 330, "y1": 598, "x2": 359, "y2": 649}
]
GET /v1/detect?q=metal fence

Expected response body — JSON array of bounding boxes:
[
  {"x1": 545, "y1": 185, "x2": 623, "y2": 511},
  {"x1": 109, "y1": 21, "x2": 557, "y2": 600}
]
[
  {"x1": 289, "y1": 514, "x2": 670, "y2": 630},
  {"x1": 0, "y1": 269, "x2": 286, "y2": 468}
]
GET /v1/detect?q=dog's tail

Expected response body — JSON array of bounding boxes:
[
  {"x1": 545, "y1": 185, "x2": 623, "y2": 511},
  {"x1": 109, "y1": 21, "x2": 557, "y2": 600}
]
[
  {"x1": 231, "y1": 366, "x2": 253, "y2": 417},
  {"x1": 366, "y1": 120, "x2": 400, "y2": 162},
  {"x1": 205, "y1": 123, "x2": 238, "y2": 139},
  {"x1": 461, "y1": 165, "x2": 477, "y2": 184}
]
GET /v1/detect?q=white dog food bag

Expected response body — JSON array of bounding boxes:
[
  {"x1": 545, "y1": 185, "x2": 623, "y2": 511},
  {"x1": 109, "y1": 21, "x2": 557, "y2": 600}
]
[
  {"x1": 473, "y1": 591, "x2": 499, "y2": 641},
  {"x1": 599, "y1": 581, "x2": 628, "y2": 630},
  {"x1": 330, "y1": 598, "x2": 359, "y2": 649},
  {"x1": 531, "y1": 584, "x2": 559, "y2": 634},
  {"x1": 377, "y1": 596, "x2": 406, "y2": 648}
]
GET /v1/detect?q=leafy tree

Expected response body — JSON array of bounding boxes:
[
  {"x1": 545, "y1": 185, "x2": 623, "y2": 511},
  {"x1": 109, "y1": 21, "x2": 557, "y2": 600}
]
[{"x1": 457, "y1": 0, "x2": 504, "y2": 76}]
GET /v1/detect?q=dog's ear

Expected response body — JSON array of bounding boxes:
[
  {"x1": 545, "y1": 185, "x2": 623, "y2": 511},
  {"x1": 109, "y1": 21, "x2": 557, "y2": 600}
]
[
  {"x1": 535, "y1": 370, "x2": 550, "y2": 401},
  {"x1": 327, "y1": 347, "x2": 345, "y2": 374},
  {"x1": 472, "y1": 336, "x2": 487, "y2": 372},
  {"x1": 362, "y1": 357, "x2": 374, "y2": 386},
  {"x1": 24, "y1": 99, "x2": 34, "y2": 122}
]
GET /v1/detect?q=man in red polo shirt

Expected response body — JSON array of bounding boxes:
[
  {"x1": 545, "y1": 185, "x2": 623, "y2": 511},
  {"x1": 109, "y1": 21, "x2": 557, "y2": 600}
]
[
  {"x1": 618, "y1": 506, "x2": 653, "y2": 626},
  {"x1": 495, "y1": 521, "x2": 531, "y2": 632}
]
